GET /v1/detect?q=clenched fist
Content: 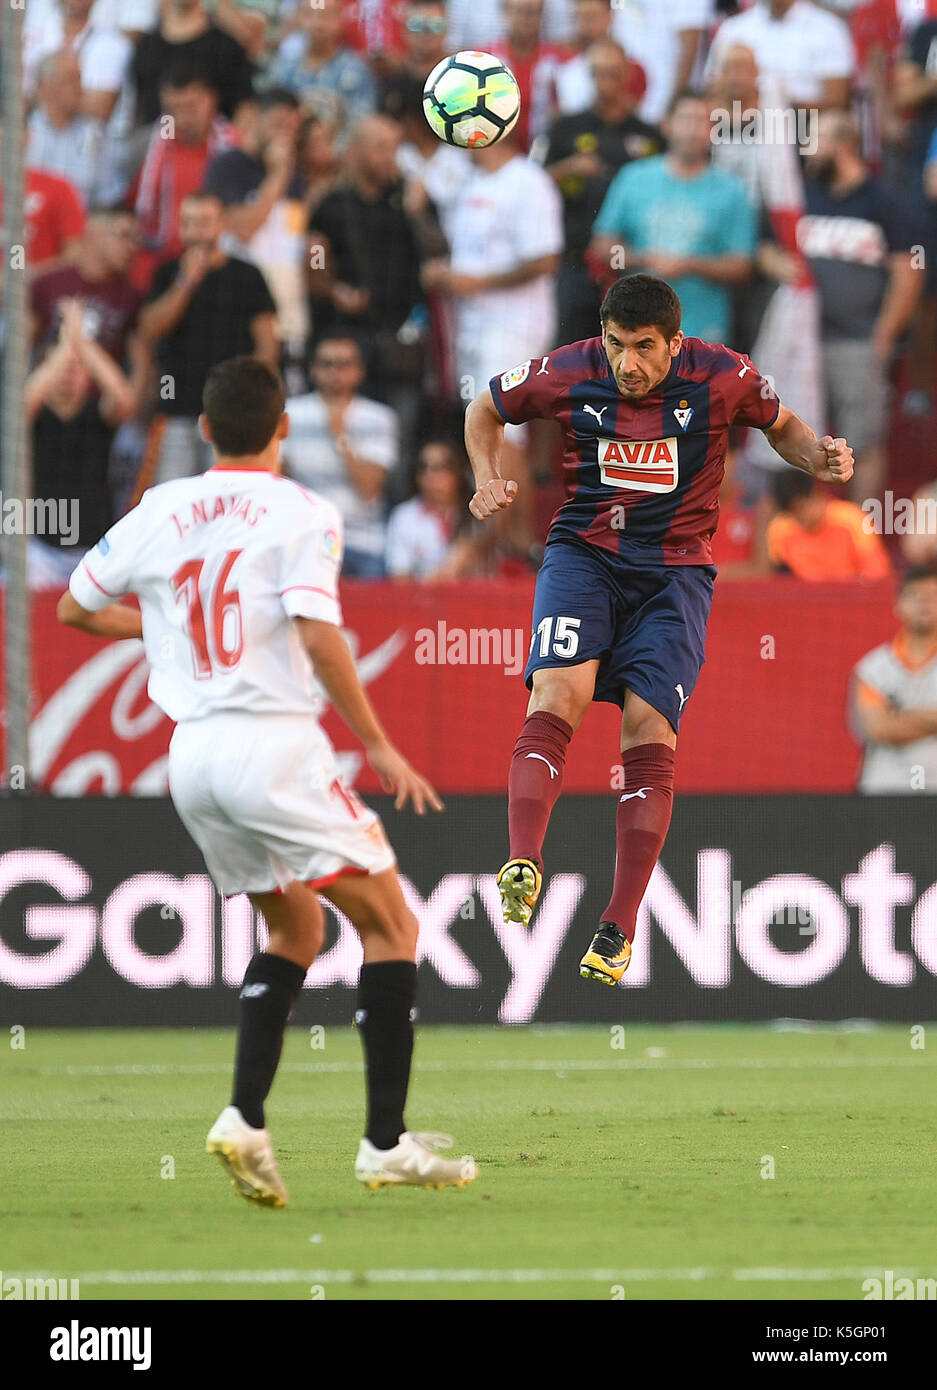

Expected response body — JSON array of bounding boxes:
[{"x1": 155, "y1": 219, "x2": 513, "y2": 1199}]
[
  {"x1": 814, "y1": 436, "x2": 854, "y2": 484},
  {"x1": 469, "y1": 477, "x2": 518, "y2": 520}
]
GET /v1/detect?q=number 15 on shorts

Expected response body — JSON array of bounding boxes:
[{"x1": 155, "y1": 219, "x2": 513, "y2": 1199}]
[{"x1": 532, "y1": 615, "x2": 581, "y2": 659}]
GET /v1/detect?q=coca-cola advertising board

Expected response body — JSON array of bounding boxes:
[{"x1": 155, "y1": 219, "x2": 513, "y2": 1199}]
[{"x1": 12, "y1": 578, "x2": 894, "y2": 795}]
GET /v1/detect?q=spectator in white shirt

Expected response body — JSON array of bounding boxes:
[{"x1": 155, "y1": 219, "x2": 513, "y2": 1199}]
[
  {"x1": 706, "y1": 0, "x2": 855, "y2": 112},
  {"x1": 27, "y1": 53, "x2": 121, "y2": 208},
  {"x1": 556, "y1": 0, "x2": 622, "y2": 116},
  {"x1": 24, "y1": 0, "x2": 157, "y2": 44},
  {"x1": 386, "y1": 439, "x2": 477, "y2": 580},
  {"x1": 421, "y1": 134, "x2": 563, "y2": 557},
  {"x1": 284, "y1": 335, "x2": 398, "y2": 578},
  {"x1": 611, "y1": 0, "x2": 714, "y2": 126},
  {"x1": 24, "y1": 0, "x2": 133, "y2": 126},
  {"x1": 447, "y1": 0, "x2": 573, "y2": 49}
]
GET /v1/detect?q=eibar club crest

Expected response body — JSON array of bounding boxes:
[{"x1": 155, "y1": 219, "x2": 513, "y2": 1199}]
[{"x1": 673, "y1": 400, "x2": 694, "y2": 431}]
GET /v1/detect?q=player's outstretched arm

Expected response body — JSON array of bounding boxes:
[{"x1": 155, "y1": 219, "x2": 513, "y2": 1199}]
[
  {"x1": 57, "y1": 590, "x2": 143, "y2": 640},
  {"x1": 295, "y1": 618, "x2": 443, "y2": 815},
  {"x1": 465, "y1": 388, "x2": 518, "y2": 520},
  {"x1": 763, "y1": 404, "x2": 854, "y2": 485}
]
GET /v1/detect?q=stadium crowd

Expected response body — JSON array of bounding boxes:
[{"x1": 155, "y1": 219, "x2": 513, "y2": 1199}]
[{"x1": 1, "y1": 0, "x2": 936, "y2": 590}]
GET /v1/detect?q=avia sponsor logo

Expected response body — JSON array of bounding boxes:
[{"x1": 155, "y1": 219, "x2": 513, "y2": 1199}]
[{"x1": 597, "y1": 437, "x2": 678, "y2": 493}]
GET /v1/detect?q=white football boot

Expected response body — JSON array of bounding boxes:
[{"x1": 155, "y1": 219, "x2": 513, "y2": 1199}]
[
  {"x1": 355, "y1": 1131, "x2": 478, "y2": 1190},
  {"x1": 206, "y1": 1105, "x2": 288, "y2": 1208}
]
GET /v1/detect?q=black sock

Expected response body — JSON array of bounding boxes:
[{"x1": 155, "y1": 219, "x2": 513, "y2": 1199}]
[
  {"x1": 356, "y1": 960, "x2": 417, "y2": 1150},
  {"x1": 231, "y1": 952, "x2": 306, "y2": 1129}
]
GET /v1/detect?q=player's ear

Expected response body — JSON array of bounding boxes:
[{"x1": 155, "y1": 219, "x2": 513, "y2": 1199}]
[
  {"x1": 198, "y1": 413, "x2": 213, "y2": 444},
  {"x1": 276, "y1": 412, "x2": 289, "y2": 440},
  {"x1": 670, "y1": 330, "x2": 684, "y2": 358}
]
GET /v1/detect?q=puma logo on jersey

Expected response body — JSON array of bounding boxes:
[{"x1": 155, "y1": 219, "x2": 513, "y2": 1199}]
[
  {"x1": 526, "y1": 752, "x2": 558, "y2": 779},
  {"x1": 619, "y1": 786, "x2": 652, "y2": 802},
  {"x1": 675, "y1": 684, "x2": 689, "y2": 711},
  {"x1": 583, "y1": 403, "x2": 608, "y2": 426},
  {"x1": 597, "y1": 437, "x2": 678, "y2": 493}
]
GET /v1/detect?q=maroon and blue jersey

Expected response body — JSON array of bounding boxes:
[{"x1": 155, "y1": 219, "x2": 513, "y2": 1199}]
[{"x1": 489, "y1": 335, "x2": 781, "y2": 566}]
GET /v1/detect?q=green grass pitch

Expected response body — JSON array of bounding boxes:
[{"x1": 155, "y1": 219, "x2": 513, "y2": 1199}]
[{"x1": 2, "y1": 1024, "x2": 935, "y2": 1301}]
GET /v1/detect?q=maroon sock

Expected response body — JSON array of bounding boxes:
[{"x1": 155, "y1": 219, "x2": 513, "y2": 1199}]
[
  {"x1": 602, "y1": 743, "x2": 675, "y2": 943},
  {"x1": 507, "y1": 711, "x2": 574, "y2": 868}
]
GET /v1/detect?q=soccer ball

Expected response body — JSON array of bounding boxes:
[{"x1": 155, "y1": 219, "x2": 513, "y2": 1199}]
[{"x1": 423, "y1": 51, "x2": 521, "y2": 150}]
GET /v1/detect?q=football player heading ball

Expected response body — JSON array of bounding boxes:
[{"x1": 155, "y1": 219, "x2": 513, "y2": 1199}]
[{"x1": 465, "y1": 274, "x2": 854, "y2": 985}]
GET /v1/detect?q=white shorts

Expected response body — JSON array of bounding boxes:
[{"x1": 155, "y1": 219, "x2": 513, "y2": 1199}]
[{"x1": 168, "y1": 711, "x2": 396, "y2": 897}]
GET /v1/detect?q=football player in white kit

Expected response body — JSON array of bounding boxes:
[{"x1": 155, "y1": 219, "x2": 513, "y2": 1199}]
[{"x1": 58, "y1": 357, "x2": 477, "y2": 1207}]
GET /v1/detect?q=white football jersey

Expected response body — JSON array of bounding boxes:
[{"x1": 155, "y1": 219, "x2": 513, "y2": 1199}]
[{"x1": 69, "y1": 467, "x2": 344, "y2": 723}]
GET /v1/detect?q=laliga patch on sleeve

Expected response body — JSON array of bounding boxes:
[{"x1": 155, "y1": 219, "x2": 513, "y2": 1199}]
[
  {"x1": 500, "y1": 360, "x2": 532, "y2": 392},
  {"x1": 324, "y1": 527, "x2": 340, "y2": 559}
]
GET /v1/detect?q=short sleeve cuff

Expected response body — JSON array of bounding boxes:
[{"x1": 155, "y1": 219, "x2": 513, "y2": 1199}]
[
  {"x1": 281, "y1": 585, "x2": 342, "y2": 626},
  {"x1": 69, "y1": 557, "x2": 120, "y2": 612},
  {"x1": 489, "y1": 377, "x2": 516, "y2": 425},
  {"x1": 762, "y1": 396, "x2": 781, "y2": 430}
]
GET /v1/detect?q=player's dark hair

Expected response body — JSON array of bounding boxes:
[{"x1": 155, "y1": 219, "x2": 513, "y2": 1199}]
[
  {"x1": 900, "y1": 565, "x2": 937, "y2": 592},
  {"x1": 202, "y1": 357, "x2": 285, "y2": 456},
  {"x1": 773, "y1": 469, "x2": 815, "y2": 512},
  {"x1": 600, "y1": 275, "x2": 682, "y2": 340}
]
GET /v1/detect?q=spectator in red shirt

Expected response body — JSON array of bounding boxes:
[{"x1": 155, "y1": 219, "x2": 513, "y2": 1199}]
[
  {"x1": 130, "y1": 63, "x2": 238, "y2": 291},
  {"x1": 492, "y1": 0, "x2": 570, "y2": 150},
  {"x1": 342, "y1": 0, "x2": 407, "y2": 69},
  {"x1": 0, "y1": 122, "x2": 86, "y2": 273}
]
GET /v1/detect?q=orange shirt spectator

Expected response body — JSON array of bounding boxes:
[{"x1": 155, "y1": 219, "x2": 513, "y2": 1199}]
[{"x1": 767, "y1": 471, "x2": 890, "y2": 581}]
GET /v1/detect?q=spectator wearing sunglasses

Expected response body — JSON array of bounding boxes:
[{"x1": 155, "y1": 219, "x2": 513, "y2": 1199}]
[
  {"x1": 397, "y1": 0, "x2": 449, "y2": 84},
  {"x1": 386, "y1": 438, "x2": 478, "y2": 581}
]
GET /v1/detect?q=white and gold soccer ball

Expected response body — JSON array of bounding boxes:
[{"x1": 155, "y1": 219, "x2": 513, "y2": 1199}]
[{"x1": 422, "y1": 51, "x2": 521, "y2": 149}]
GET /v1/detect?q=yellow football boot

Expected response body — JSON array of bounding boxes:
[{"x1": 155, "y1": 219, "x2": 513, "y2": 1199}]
[
  {"x1": 496, "y1": 857, "x2": 542, "y2": 926},
  {"x1": 579, "y1": 923, "x2": 632, "y2": 984}
]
